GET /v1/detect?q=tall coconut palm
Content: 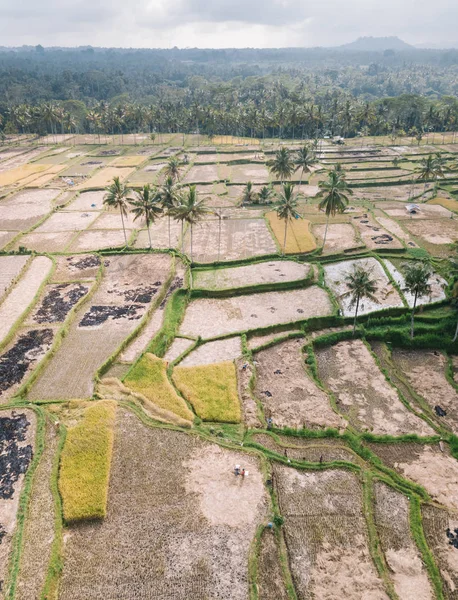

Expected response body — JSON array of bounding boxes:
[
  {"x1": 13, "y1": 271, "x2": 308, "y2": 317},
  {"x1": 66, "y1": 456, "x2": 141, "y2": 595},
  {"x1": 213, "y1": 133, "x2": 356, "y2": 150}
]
[
  {"x1": 317, "y1": 170, "x2": 352, "y2": 251},
  {"x1": 275, "y1": 182, "x2": 301, "y2": 254},
  {"x1": 129, "y1": 184, "x2": 163, "y2": 249},
  {"x1": 342, "y1": 264, "x2": 378, "y2": 334},
  {"x1": 103, "y1": 176, "x2": 132, "y2": 246},
  {"x1": 159, "y1": 176, "x2": 180, "y2": 247},
  {"x1": 164, "y1": 156, "x2": 182, "y2": 182},
  {"x1": 241, "y1": 181, "x2": 256, "y2": 206},
  {"x1": 267, "y1": 147, "x2": 295, "y2": 182},
  {"x1": 294, "y1": 145, "x2": 316, "y2": 186},
  {"x1": 172, "y1": 186, "x2": 211, "y2": 261},
  {"x1": 415, "y1": 154, "x2": 442, "y2": 196},
  {"x1": 403, "y1": 261, "x2": 432, "y2": 338}
]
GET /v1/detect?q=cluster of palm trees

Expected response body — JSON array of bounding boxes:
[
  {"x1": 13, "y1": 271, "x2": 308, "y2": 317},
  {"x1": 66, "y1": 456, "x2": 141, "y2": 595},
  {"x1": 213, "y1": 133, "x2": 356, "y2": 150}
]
[
  {"x1": 103, "y1": 157, "x2": 210, "y2": 260},
  {"x1": 414, "y1": 153, "x2": 449, "y2": 196}
]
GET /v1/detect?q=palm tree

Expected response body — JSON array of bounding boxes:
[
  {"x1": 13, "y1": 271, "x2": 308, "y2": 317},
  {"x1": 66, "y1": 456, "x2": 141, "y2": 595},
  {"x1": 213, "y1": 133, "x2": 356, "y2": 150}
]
[
  {"x1": 403, "y1": 261, "x2": 432, "y2": 338},
  {"x1": 129, "y1": 185, "x2": 163, "y2": 249},
  {"x1": 241, "y1": 181, "x2": 256, "y2": 206},
  {"x1": 342, "y1": 264, "x2": 378, "y2": 334},
  {"x1": 317, "y1": 170, "x2": 352, "y2": 250},
  {"x1": 172, "y1": 186, "x2": 211, "y2": 261},
  {"x1": 257, "y1": 185, "x2": 274, "y2": 205},
  {"x1": 164, "y1": 156, "x2": 181, "y2": 181},
  {"x1": 415, "y1": 154, "x2": 444, "y2": 197},
  {"x1": 275, "y1": 183, "x2": 301, "y2": 254},
  {"x1": 294, "y1": 145, "x2": 316, "y2": 186},
  {"x1": 159, "y1": 176, "x2": 180, "y2": 247},
  {"x1": 267, "y1": 147, "x2": 295, "y2": 182},
  {"x1": 103, "y1": 177, "x2": 132, "y2": 246}
]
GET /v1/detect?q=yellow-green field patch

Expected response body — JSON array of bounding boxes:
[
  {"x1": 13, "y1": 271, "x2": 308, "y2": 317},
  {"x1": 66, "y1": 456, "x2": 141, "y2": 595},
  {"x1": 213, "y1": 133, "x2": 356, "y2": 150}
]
[{"x1": 266, "y1": 211, "x2": 316, "y2": 253}]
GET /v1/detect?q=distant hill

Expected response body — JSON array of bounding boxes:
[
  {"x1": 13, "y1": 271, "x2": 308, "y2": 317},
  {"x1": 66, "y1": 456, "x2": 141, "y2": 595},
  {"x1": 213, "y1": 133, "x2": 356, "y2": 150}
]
[{"x1": 339, "y1": 36, "x2": 414, "y2": 51}]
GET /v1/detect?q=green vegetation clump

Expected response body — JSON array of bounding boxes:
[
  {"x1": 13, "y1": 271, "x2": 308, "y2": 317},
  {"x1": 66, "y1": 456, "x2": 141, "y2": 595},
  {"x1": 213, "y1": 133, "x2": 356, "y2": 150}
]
[
  {"x1": 173, "y1": 361, "x2": 241, "y2": 423},
  {"x1": 59, "y1": 401, "x2": 116, "y2": 523}
]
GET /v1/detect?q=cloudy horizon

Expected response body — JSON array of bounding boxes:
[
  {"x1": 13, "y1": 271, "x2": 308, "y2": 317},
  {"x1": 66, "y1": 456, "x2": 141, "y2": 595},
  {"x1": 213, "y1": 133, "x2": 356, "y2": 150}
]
[{"x1": 0, "y1": 0, "x2": 456, "y2": 49}]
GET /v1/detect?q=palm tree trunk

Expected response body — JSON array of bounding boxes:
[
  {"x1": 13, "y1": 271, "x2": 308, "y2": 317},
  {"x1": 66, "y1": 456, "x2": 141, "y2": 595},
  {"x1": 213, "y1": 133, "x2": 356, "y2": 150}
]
[
  {"x1": 120, "y1": 210, "x2": 127, "y2": 246},
  {"x1": 168, "y1": 215, "x2": 171, "y2": 247},
  {"x1": 411, "y1": 291, "x2": 418, "y2": 339},
  {"x1": 322, "y1": 214, "x2": 330, "y2": 251},
  {"x1": 147, "y1": 225, "x2": 152, "y2": 249},
  {"x1": 190, "y1": 224, "x2": 193, "y2": 262},
  {"x1": 453, "y1": 318, "x2": 458, "y2": 342},
  {"x1": 353, "y1": 296, "x2": 360, "y2": 335},
  {"x1": 283, "y1": 219, "x2": 288, "y2": 255}
]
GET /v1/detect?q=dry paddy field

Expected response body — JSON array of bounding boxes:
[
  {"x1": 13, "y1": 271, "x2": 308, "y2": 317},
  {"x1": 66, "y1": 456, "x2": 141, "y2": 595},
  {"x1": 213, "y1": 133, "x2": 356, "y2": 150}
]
[
  {"x1": 351, "y1": 212, "x2": 404, "y2": 250},
  {"x1": 0, "y1": 255, "x2": 29, "y2": 302},
  {"x1": 28, "y1": 254, "x2": 172, "y2": 400},
  {"x1": 274, "y1": 465, "x2": 389, "y2": 599},
  {"x1": 312, "y1": 222, "x2": 359, "y2": 253},
  {"x1": 0, "y1": 188, "x2": 60, "y2": 231},
  {"x1": 315, "y1": 340, "x2": 434, "y2": 435},
  {"x1": 254, "y1": 338, "x2": 345, "y2": 430},
  {"x1": 323, "y1": 257, "x2": 404, "y2": 316},
  {"x1": 179, "y1": 286, "x2": 333, "y2": 338},
  {"x1": 178, "y1": 337, "x2": 241, "y2": 366},
  {"x1": 391, "y1": 349, "x2": 458, "y2": 433},
  {"x1": 193, "y1": 260, "x2": 310, "y2": 290},
  {"x1": 403, "y1": 218, "x2": 458, "y2": 246},
  {"x1": 59, "y1": 409, "x2": 267, "y2": 600}
]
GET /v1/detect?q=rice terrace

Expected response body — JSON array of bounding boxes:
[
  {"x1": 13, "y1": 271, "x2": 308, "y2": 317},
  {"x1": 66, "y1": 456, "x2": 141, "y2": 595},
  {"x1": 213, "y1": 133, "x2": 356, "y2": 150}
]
[{"x1": 1, "y1": 126, "x2": 458, "y2": 600}]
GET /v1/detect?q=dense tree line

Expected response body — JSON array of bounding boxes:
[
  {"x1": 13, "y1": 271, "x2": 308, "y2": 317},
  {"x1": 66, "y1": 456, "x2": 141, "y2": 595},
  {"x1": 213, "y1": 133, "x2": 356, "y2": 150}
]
[{"x1": 1, "y1": 46, "x2": 458, "y2": 139}]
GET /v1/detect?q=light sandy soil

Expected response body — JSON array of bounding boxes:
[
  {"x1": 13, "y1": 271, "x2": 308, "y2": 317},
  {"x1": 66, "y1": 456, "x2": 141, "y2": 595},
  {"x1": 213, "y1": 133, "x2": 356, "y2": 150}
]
[
  {"x1": 0, "y1": 188, "x2": 59, "y2": 230},
  {"x1": 316, "y1": 340, "x2": 434, "y2": 436},
  {"x1": 180, "y1": 286, "x2": 333, "y2": 338},
  {"x1": 0, "y1": 146, "x2": 46, "y2": 173},
  {"x1": 324, "y1": 257, "x2": 404, "y2": 316},
  {"x1": 404, "y1": 218, "x2": 458, "y2": 245},
  {"x1": 254, "y1": 338, "x2": 346, "y2": 430},
  {"x1": 183, "y1": 164, "x2": 220, "y2": 183},
  {"x1": 312, "y1": 223, "x2": 359, "y2": 253},
  {"x1": 59, "y1": 410, "x2": 267, "y2": 600},
  {"x1": 374, "y1": 482, "x2": 432, "y2": 600},
  {"x1": 90, "y1": 210, "x2": 140, "y2": 230},
  {"x1": 236, "y1": 357, "x2": 262, "y2": 428},
  {"x1": 248, "y1": 330, "x2": 303, "y2": 350},
  {"x1": 351, "y1": 213, "x2": 403, "y2": 250},
  {"x1": 257, "y1": 530, "x2": 289, "y2": 600},
  {"x1": 52, "y1": 254, "x2": 101, "y2": 282},
  {"x1": 0, "y1": 409, "x2": 37, "y2": 592},
  {"x1": 63, "y1": 191, "x2": 106, "y2": 211},
  {"x1": 182, "y1": 218, "x2": 277, "y2": 263},
  {"x1": 383, "y1": 260, "x2": 446, "y2": 307},
  {"x1": 163, "y1": 337, "x2": 195, "y2": 362},
  {"x1": 134, "y1": 218, "x2": 182, "y2": 249},
  {"x1": 179, "y1": 337, "x2": 241, "y2": 366},
  {"x1": 375, "y1": 216, "x2": 415, "y2": 244},
  {"x1": 0, "y1": 256, "x2": 29, "y2": 302},
  {"x1": 193, "y1": 260, "x2": 310, "y2": 290},
  {"x1": 388, "y1": 204, "x2": 453, "y2": 220},
  {"x1": 15, "y1": 421, "x2": 59, "y2": 600},
  {"x1": 231, "y1": 164, "x2": 270, "y2": 183},
  {"x1": 274, "y1": 466, "x2": 389, "y2": 599},
  {"x1": 34, "y1": 211, "x2": 99, "y2": 233},
  {"x1": 352, "y1": 184, "x2": 424, "y2": 202},
  {"x1": 0, "y1": 256, "x2": 53, "y2": 345},
  {"x1": 13, "y1": 231, "x2": 76, "y2": 253},
  {"x1": 0, "y1": 232, "x2": 17, "y2": 250},
  {"x1": 391, "y1": 349, "x2": 458, "y2": 433},
  {"x1": 422, "y1": 504, "x2": 458, "y2": 596},
  {"x1": 68, "y1": 229, "x2": 132, "y2": 251}
]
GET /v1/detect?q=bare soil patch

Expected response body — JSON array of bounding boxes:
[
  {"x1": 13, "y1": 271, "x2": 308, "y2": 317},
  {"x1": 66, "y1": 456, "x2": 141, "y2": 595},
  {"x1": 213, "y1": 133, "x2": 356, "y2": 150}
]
[
  {"x1": 0, "y1": 232, "x2": 17, "y2": 250},
  {"x1": 323, "y1": 258, "x2": 404, "y2": 316},
  {"x1": 254, "y1": 338, "x2": 346, "y2": 430},
  {"x1": 163, "y1": 337, "x2": 195, "y2": 362},
  {"x1": 183, "y1": 164, "x2": 220, "y2": 183},
  {"x1": 236, "y1": 357, "x2": 261, "y2": 428},
  {"x1": 179, "y1": 337, "x2": 241, "y2": 366},
  {"x1": 231, "y1": 163, "x2": 270, "y2": 183},
  {"x1": 404, "y1": 218, "x2": 458, "y2": 245},
  {"x1": 0, "y1": 256, "x2": 29, "y2": 302},
  {"x1": 0, "y1": 188, "x2": 59, "y2": 231},
  {"x1": 34, "y1": 210, "x2": 99, "y2": 233},
  {"x1": 374, "y1": 482, "x2": 433, "y2": 599},
  {"x1": 13, "y1": 231, "x2": 75, "y2": 253},
  {"x1": 59, "y1": 410, "x2": 267, "y2": 600},
  {"x1": 90, "y1": 210, "x2": 140, "y2": 230},
  {"x1": 351, "y1": 212, "x2": 403, "y2": 250},
  {"x1": 248, "y1": 330, "x2": 303, "y2": 350},
  {"x1": 316, "y1": 340, "x2": 434, "y2": 435},
  {"x1": 134, "y1": 218, "x2": 181, "y2": 249},
  {"x1": 193, "y1": 260, "x2": 310, "y2": 290},
  {"x1": 68, "y1": 229, "x2": 132, "y2": 251},
  {"x1": 0, "y1": 256, "x2": 53, "y2": 345},
  {"x1": 274, "y1": 466, "x2": 389, "y2": 599},
  {"x1": 180, "y1": 286, "x2": 333, "y2": 338},
  {"x1": 52, "y1": 254, "x2": 101, "y2": 282},
  {"x1": 63, "y1": 191, "x2": 105, "y2": 211},
  {"x1": 0, "y1": 409, "x2": 36, "y2": 593},
  {"x1": 312, "y1": 223, "x2": 359, "y2": 253},
  {"x1": 391, "y1": 349, "x2": 458, "y2": 433},
  {"x1": 383, "y1": 261, "x2": 446, "y2": 307},
  {"x1": 257, "y1": 530, "x2": 289, "y2": 600},
  {"x1": 375, "y1": 216, "x2": 415, "y2": 245}
]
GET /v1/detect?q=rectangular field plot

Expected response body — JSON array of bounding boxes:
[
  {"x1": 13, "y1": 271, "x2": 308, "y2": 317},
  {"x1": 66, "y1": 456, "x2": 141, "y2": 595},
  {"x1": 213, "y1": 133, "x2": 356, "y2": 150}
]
[
  {"x1": 59, "y1": 411, "x2": 267, "y2": 600},
  {"x1": 183, "y1": 218, "x2": 277, "y2": 263},
  {"x1": 266, "y1": 213, "x2": 316, "y2": 253},
  {"x1": 351, "y1": 213, "x2": 403, "y2": 250},
  {"x1": 62, "y1": 190, "x2": 106, "y2": 211},
  {"x1": 315, "y1": 340, "x2": 434, "y2": 436},
  {"x1": 373, "y1": 482, "x2": 433, "y2": 599},
  {"x1": 13, "y1": 231, "x2": 76, "y2": 253},
  {"x1": 403, "y1": 218, "x2": 458, "y2": 246},
  {"x1": 383, "y1": 260, "x2": 446, "y2": 307},
  {"x1": 34, "y1": 210, "x2": 99, "y2": 233},
  {"x1": 323, "y1": 257, "x2": 404, "y2": 316},
  {"x1": 68, "y1": 229, "x2": 132, "y2": 252},
  {"x1": 0, "y1": 188, "x2": 59, "y2": 231},
  {"x1": 0, "y1": 255, "x2": 29, "y2": 302},
  {"x1": 193, "y1": 260, "x2": 310, "y2": 290},
  {"x1": 391, "y1": 349, "x2": 458, "y2": 434},
  {"x1": 52, "y1": 254, "x2": 101, "y2": 282},
  {"x1": 179, "y1": 286, "x2": 333, "y2": 338},
  {"x1": 254, "y1": 338, "x2": 345, "y2": 429},
  {"x1": 134, "y1": 218, "x2": 181, "y2": 249},
  {"x1": 312, "y1": 223, "x2": 359, "y2": 254},
  {"x1": 422, "y1": 505, "x2": 458, "y2": 597},
  {"x1": 183, "y1": 164, "x2": 220, "y2": 183},
  {"x1": 274, "y1": 466, "x2": 389, "y2": 599},
  {"x1": 76, "y1": 167, "x2": 135, "y2": 190},
  {"x1": 231, "y1": 163, "x2": 270, "y2": 183},
  {"x1": 374, "y1": 216, "x2": 416, "y2": 246},
  {"x1": 28, "y1": 255, "x2": 171, "y2": 399},
  {"x1": 126, "y1": 162, "x2": 165, "y2": 185}
]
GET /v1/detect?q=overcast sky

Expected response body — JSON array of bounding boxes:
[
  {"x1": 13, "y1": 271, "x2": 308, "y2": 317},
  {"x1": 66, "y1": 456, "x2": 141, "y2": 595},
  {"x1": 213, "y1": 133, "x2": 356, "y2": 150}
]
[{"x1": 0, "y1": 0, "x2": 456, "y2": 48}]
